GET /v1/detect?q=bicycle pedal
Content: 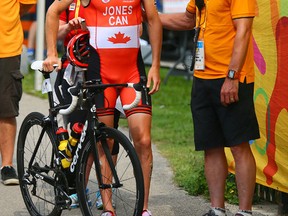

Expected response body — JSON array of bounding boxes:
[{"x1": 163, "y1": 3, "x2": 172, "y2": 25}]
[{"x1": 56, "y1": 197, "x2": 71, "y2": 210}]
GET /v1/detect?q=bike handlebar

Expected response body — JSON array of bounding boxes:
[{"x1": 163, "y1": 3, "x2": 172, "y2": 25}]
[
  {"x1": 31, "y1": 60, "x2": 58, "y2": 71},
  {"x1": 59, "y1": 82, "x2": 142, "y2": 115}
]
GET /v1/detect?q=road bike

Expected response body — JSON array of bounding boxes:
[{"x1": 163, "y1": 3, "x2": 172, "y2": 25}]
[{"x1": 17, "y1": 61, "x2": 145, "y2": 216}]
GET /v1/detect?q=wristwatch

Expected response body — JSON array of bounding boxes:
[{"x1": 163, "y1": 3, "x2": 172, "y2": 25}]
[{"x1": 227, "y1": 70, "x2": 239, "y2": 80}]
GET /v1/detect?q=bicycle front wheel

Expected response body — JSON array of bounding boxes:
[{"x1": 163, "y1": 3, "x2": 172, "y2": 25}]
[
  {"x1": 77, "y1": 126, "x2": 144, "y2": 216},
  {"x1": 17, "y1": 112, "x2": 62, "y2": 216}
]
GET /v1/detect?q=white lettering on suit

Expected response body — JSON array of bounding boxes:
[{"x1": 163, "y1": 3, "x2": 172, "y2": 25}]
[{"x1": 103, "y1": 6, "x2": 133, "y2": 26}]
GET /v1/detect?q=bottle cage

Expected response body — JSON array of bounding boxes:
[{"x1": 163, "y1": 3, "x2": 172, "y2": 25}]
[{"x1": 67, "y1": 31, "x2": 90, "y2": 68}]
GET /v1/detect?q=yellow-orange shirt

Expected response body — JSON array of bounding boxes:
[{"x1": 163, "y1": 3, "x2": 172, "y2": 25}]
[
  {"x1": 0, "y1": 0, "x2": 37, "y2": 58},
  {"x1": 186, "y1": 0, "x2": 256, "y2": 83}
]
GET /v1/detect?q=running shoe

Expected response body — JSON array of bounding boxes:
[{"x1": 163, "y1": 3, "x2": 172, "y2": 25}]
[
  {"x1": 203, "y1": 208, "x2": 226, "y2": 216},
  {"x1": 142, "y1": 209, "x2": 152, "y2": 216},
  {"x1": 96, "y1": 190, "x2": 103, "y2": 209},
  {"x1": 101, "y1": 210, "x2": 116, "y2": 216},
  {"x1": 69, "y1": 188, "x2": 91, "y2": 208},
  {"x1": 1, "y1": 166, "x2": 19, "y2": 185},
  {"x1": 235, "y1": 210, "x2": 252, "y2": 216},
  {"x1": 96, "y1": 190, "x2": 116, "y2": 210}
]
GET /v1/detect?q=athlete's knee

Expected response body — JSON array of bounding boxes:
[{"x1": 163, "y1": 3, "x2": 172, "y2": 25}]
[{"x1": 134, "y1": 136, "x2": 151, "y2": 151}]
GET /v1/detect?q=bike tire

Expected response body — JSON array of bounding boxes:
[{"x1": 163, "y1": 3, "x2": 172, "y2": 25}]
[
  {"x1": 17, "y1": 112, "x2": 62, "y2": 216},
  {"x1": 76, "y1": 126, "x2": 144, "y2": 216}
]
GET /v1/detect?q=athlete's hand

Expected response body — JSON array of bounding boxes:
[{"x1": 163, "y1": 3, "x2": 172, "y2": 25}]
[
  {"x1": 42, "y1": 56, "x2": 62, "y2": 73},
  {"x1": 147, "y1": 66, "x2": 161, "y2": 94},
  {"x1": 67, "y1": 17, "x2": 87, "y2": 31},
  {"x1": 220, "y1": 78, "x2": 239, "y2": 106}
]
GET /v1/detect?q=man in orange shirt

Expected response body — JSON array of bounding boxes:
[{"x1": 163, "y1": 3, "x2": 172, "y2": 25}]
[
  {"x1": 160, "y1": 0, "x2": 259, "y2": 215},
  {"x1": 0, "y1": 0, "x2": 37, "y2": 185}
]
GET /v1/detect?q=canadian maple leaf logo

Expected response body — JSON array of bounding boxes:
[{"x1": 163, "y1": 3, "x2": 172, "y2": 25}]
[{"x1": 108, "y1": 32, "x2": 131, "y2": 44}]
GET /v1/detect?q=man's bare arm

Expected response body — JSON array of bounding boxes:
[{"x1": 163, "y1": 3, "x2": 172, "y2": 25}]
[
  {"x1": 159, "y1": 10, "x2": 196, "y2": 31},
  {"x1": 220, "y1": 17, "x2": 254, "y2": 105},
  {"x1": 229, "y1": 17, "x2": 254, "y2": 72}
]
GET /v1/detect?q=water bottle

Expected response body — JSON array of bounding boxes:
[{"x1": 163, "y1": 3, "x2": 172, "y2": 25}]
[
  {"x1": 56, "y1": 123, "x2": 84, "y2": 169},
  {"x1": 56, "y1": 123, "x2": 83, "y2": 194},
  {"x1": 56, "y1": 127, "x2": 72, "y2": 169},
  {"x1": 69, "y1": 122, "x2": 84, "y2": 156}
]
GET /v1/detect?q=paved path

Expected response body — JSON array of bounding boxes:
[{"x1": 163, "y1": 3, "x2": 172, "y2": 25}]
[{"x1": 0, "y1": 93, "x2": 279, "y2": 216}]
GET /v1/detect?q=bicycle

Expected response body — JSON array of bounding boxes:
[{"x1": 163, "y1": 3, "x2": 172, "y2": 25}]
[{"x1": 17, "y1": 61, "x2": 145, "y2": 216}]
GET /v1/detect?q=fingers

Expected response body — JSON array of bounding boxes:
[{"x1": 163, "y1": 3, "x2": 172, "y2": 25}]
[
  {"x1": 148, "y1": 83, "x2": 160, "y2": 94},
  {"x1": 43, "y1": 57, "x2": 61, "y2": 73},
  {"x1": 68, "y1": 17, "x2": 85, "y2": 29},
  {"x1": 220, "y1": 78, "x2": 239, "y2": 106},
  {"x1": 221, "y1": 93, "x2": 239, "y2": 106},
  {"x1": 147, "y1": 76, "x2": 161, "y2": 95}
]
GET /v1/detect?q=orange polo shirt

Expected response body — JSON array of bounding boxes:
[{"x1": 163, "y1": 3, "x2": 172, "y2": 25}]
[
  {"x1": 0, "y1": 0, "x2": 37, "y2": 58},
  {"x1": 186, "y1": 0, "x2": 256, "y2": 83}
]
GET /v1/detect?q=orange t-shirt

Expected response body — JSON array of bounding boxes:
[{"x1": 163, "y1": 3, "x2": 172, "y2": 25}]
[
  {"x1": 0, "y1": 0, "x2": 37, "y2": 58},
  {"x1": 186, "y1": 0, "x2": 256, "y2": 83}
]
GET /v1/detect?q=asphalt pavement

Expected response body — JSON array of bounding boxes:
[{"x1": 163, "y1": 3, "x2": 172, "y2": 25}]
[{"x1": 0, "y1": 93, "x2": 279, "y2": 216}]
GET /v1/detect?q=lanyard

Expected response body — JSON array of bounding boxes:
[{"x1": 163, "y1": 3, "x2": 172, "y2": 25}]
[
  {"x1": 75, "y1": 0, "x2": 81, "y2": 18},
  {"x1": 196, "y1": 0, "x2": 208, "y2": 29}
]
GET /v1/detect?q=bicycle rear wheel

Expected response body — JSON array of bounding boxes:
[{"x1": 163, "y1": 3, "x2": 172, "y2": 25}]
[
  {"x1": 17, "y1": 112, "x2": 62, "y2": 216},
  {"x1": 77, "y1": 126, "x2": 144, "y2": 216}
]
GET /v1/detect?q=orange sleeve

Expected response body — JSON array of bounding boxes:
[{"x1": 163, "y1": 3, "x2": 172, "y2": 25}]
[
  {"x1": 231, "y1": 0, "x2": 256, "y2": 19},
  {"x1": 186, "y1": 0, "x2": 196, "y2": 14}
]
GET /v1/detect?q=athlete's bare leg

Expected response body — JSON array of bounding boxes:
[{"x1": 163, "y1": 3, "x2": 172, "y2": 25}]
[{"x1": 127, "y1": 113, "x2": 152, "y2": 211}]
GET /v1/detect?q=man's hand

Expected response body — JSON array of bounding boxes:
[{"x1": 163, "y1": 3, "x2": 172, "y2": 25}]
[
  {"x1": 147, "y1": 66, "x2": 161, "y2": 95},
  {"x1": 220, "y1": 78, "x2": 239, "y2": 106}
]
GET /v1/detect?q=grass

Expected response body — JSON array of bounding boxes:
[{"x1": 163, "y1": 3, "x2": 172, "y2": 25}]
[
  {"x1": 22, "y1": 70, "x2": 48, "y2": 99},
  {"x1": 149, "y1": 69, "x2": 206, "y2": 195}
]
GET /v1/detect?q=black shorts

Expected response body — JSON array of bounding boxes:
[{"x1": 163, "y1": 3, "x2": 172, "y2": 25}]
[
  {"x1": 0, "y1": 56, "x2": 23, "y2": 118},
  {"x1": 191, "y1": 77, "x2": 260, "y2": 151}
]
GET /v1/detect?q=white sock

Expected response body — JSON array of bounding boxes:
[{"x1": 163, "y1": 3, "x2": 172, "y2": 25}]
[
  {"x1": 236, "y1": 210, "x2": 252, "y2": 216},
  {"x1": 212, "y1": 207, "x2": 226, "y2": 216}
]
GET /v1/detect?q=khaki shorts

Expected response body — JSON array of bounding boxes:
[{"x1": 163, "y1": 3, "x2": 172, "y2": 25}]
[{"x1": 0, "y1": 55, "x2": 23, "y2": 118}]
